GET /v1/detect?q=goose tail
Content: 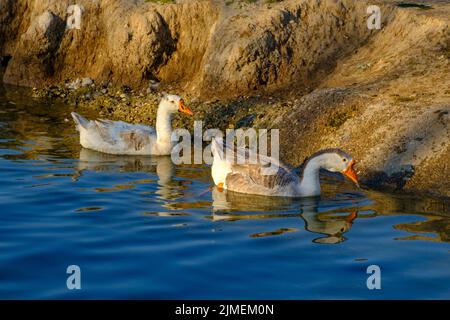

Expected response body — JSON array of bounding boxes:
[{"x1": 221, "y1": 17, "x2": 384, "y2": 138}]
[
  {"x1": 211, "y1": 136, "x2": 225, "y2": 161},
  {"x1": 71, "y1": 112, "x2": 89, "y2": 131}
]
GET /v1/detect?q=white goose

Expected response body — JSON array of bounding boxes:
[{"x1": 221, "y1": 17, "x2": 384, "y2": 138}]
[
  {"x1": 71, "y1": 94, "x2": 193, "y2": 155},
  {"x1": 211, "y1": 138, "x2": 359, "y2": 197}
]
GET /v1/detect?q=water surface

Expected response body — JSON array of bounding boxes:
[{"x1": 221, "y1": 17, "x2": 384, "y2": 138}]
[{"x1": 0, "y1": 85, "x2": 449, "y2": 299}]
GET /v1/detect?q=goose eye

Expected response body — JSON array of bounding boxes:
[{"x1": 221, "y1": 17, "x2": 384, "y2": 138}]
[{"x1": 343, "y1": 158, "x2": 347, "y2": 162}]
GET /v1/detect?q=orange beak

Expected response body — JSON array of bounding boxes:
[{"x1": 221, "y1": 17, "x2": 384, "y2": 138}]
[
  {"x1": 342, "y1": 159, "x2": 359, "y2": 186},
  {"x1": 178, "y1": 99, "x2": 193, "y2": 116},
  {"x1": 345, "y1": 211, "x2": 358, "y2": 224}
]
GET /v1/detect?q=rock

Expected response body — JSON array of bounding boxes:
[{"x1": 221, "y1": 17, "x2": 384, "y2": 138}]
[
  {"x1": 81, "y1": 77, "x2": 93, "y2": 87},
  {"x1": 3, "y1": 10, "x2": 65, "y2": 87},
  {"x1": 1, "y1": 0, "x2": 375, "y2": 97},
  {"x1": 149, "y1": 80, "x2": 160, "y2": 91},
  {"x1": 66, "y1": 77, "x2": 93, "y2": 90},
  {"x1": 66, "y1": 79, "x2": 81, "y2": 90}
]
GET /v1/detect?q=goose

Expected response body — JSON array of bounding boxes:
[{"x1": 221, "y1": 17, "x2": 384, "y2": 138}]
[
  {"x1": 71, "y1": 94, "x2": 193, "y2": 155},
  {"x1": 210, "y1": 138, "x2": 359, "y2": 197}
]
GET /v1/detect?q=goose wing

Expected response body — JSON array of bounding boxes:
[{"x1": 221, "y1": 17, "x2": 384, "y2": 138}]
[
  {"x1": 93, "y1": 119, "x2": 154, "y2": 142},
  {"x1": 212, "y1": 137, "x2": 290, "y2": 171},
  {"x1": 92, "y1": 119, "x2": 155, "y2": 151},
  {"x1": 226, "y1": 162, "x2": 299, "y2": 196},
  {"x1": 213, "y1": 138, "x2": 299, "y2": 195}
]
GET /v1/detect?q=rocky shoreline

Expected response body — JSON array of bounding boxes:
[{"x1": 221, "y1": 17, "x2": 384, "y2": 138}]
[
  {"x1": 29, "y1": 76, "x2": 274, "y2": 131},
  {"x1": 29, "y1": 70, "x2": 450, "y2": 199},
  {"x1": 1, "y1": 0, "x2": 450, "y2": 198}
]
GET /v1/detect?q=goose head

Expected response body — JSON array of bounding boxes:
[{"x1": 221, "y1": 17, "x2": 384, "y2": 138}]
[
  {"x1": 305, "y1": 148, "x2": 359, "y2": 186},
  {"x1": 159, "y1": 94, "x2": 193, "y2": 116}
]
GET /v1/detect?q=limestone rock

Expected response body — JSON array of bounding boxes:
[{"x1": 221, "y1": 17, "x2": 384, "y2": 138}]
[{"x1": 3, "y1": 10, "x2": 65, "y2": 86}]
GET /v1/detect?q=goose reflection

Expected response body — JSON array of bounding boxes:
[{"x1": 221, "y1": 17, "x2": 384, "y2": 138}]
[
  {"x1": 77, "y1": 148, "x2": 179, "y2": 200},
  {"x1": 211, "y1": 188, "x2": 359, "y2": 243},
  {"x1": 302, "y1": 207, "x2": 357, "y2": 244},
  {"x1": 211, "y1": 187, "x2": 295, "y2": 212}
]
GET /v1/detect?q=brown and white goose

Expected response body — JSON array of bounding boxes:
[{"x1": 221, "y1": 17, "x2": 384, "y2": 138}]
[{"x1": 210, "y1": 138, "x2": 359, "y2": 197}]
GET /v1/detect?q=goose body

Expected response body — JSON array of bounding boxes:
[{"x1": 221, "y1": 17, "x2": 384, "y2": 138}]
[
  {"x1": 71, "y1": 94, "x2": 192, "y2": 155},
  {"x1": 211, "y1": 138, "x2": 358, "y2": 198}
]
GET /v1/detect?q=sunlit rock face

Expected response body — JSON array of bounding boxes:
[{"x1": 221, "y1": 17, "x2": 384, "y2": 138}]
[
  {"x1": 1, "y1": 0, "x2": 376, "y2": 96},
  {"x1": 3, "y1": 10, "x2": 65, "y2": 87}
]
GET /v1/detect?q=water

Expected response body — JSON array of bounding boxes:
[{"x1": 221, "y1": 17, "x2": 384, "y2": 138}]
[{"x1": 0, "y1": 84, "x2": 449, "y2": 299}]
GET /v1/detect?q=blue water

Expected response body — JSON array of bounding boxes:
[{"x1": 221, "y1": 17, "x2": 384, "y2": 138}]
[{"x1": 0, "y1": 85, "x2": 449, "y2": 299}]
